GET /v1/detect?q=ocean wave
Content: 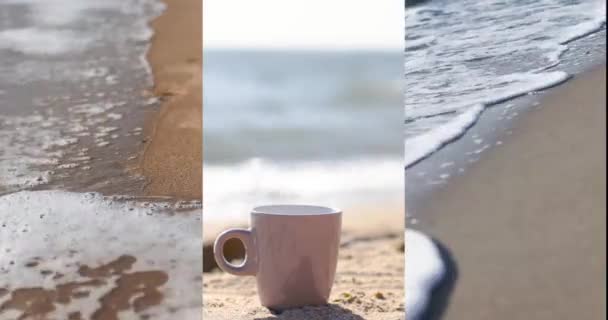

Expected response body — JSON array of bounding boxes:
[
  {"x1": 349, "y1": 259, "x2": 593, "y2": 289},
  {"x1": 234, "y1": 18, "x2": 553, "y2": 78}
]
[
  {"x1": 0, "y1": 28, "x2": 91, "y2": 55},
  {"x1": 203, "y1": 157, "x2": 403, "y2": 221},
  {"x1": 405, "y1": 71, "x2": 569, "y2": 168},
  {"x1": 0, "y1": 0, "x2": 163, "y2": 56},
  {"x1": 0, "y1": 0, "x2": 164, "y2": 193},
  {"x1": 405, "y1": 0, "x2": 606, "y2": 166}
]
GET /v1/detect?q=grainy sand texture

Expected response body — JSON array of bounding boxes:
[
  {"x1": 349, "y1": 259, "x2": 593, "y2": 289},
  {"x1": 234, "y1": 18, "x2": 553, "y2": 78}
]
[
  {"x1": 203, "y1": 208, "x2": 405, "y2": 320},
  {"x1": 416, "y1": 65, "x2": 606, "y2": 320},
  {"x1": 141, "y1": 0, "x2": 202, "y2": 200}
]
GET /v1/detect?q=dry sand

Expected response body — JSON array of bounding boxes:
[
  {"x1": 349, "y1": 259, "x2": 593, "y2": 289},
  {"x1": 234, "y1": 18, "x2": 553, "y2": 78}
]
[
  {"x1": 141, "y1": 0, "x2": 202, "y2": 200},
  {"x1": 416, "y1": 65, "x2": 606, "y2": 319},
  {"x1": 202, "y1": 207, "x2": 405, "y2": 320}
]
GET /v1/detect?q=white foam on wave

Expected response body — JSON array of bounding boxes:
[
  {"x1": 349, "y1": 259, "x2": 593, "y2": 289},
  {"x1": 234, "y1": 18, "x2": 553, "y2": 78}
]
[
  {"x1": 0, "y1": 100, "x2": 133, "y2": 193},
  {"x1": 405, "y1": 104, "x2": 483, "y2": 168},
  {"x1": 405, "y1": 0, "x2": 605, "y2": 165},
  {"x1": 0, "y1": 115, "x2": 69, "y2": 190},
  {"x1": 0, "y1": 0, "x2": 157, "y2": 56},
  {"x1": 0, "y1": 0, "x2": 163, "y2": 81},
  {"x1": 405, "y1": 230, "x2": 445, "y2": 320},
  {"x1": 405, "y1": 71, "x2": 569, "y2": 168},
  {"x1": 0, "y1": 28, "x2": 91, "y2": 55},
  {"x1": 203, "y1": 157, "x2": 403, "y2": 221},
  {"x1": 0, "y1": 0, "x2": 129, "y2": 55},
  {"x1": 0, "y1": 0, "x2": 164, "y2": 84},
  {"x1": 1, "y1": 0, "x2": 128, "y2": 23},
  {"x1": 558, "y1": 0, "x2": 606, "y2": 45},
  {"x1": 0, "y1": 0, "x2": 165, "y2": 192},
  {"x1": 0, "y1": 190, "x2": 200, "y2": 320}
]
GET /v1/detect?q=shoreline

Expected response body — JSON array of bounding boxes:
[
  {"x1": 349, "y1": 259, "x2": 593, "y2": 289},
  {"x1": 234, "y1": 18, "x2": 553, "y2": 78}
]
[
  {"x1": 0, "y1": 2, "x2": 168, "y2": 197},
  {"x1": 140, "y1": 0, "x2": 202, "y2": 201},
  {"x1": 405, "y1": 27, "x2": 606, "y2": 214},
  {"x1": 0, "y1": 1, "x2": 202, "y2": 319},
  {"x1": 412, "y1": 65, "x2": 606, "y2": 319}
]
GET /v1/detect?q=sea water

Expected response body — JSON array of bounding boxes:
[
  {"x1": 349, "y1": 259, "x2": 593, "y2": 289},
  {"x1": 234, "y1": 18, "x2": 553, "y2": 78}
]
[
  {"x1": 0, "y1": 0, "x2": 164, "y2": 194},
  {"x1": 0, "y1": 1, "x2": 202, "y2": 318},
  {"x1": 404, "y1": 0, "x2": 606, "y2": 318},
  {"x1": 203, "y1": 50, "x2": 404, "y2": 220},
  {"x1": 404, "y1": 0, "x2": 606, "y2": 168}
]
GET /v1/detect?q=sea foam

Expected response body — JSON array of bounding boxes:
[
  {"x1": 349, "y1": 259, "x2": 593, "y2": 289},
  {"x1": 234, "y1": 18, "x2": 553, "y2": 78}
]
[
  {"x1": 405, "y1": 230, "x2": 445, "y2": 320},
  {"x1": 0, "y1": 190, "x2": 200, "y2": 320},
  {"x1": 405, "y1": 71, "x2": 570, "y2": 168},
  {"x1": 203, "y1": 157, "x2": 403, "y2": 221},
  {"x1": 405, "y1": 0, "x2": 606, "y2": 166},
  {"x1": 0, "y1": 28, "x2": 91, "y2": 55},
  {"x1": 0, "y1": 0, "x2": 164, "y2": 193},
  {"x1": 0, "y1": 0, "x2": 162, "y2": 56}
]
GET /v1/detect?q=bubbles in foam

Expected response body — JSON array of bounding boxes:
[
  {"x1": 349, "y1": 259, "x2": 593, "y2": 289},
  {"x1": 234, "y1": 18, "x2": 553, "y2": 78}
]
[
  {"x1": 405, "y1": 0, "x2": 605, "y2": 165},
  {"x1": 405, "y1": 105, "x2": 484, "y2": 168},
  {"x1": 405, "y1": 71, "x2": 570, "y2": 167},
  {"x1": 0, "y1": 0, "x2": 165, "y2": 192},
  {"x1": 0, "y1": 190, "x2": 200, "y2": 319},
  {"x1": 0, "y1": 28, "x2": 91, "y2": 55},
  {"x1": 0, "y1": 98, "x2": 132, "y2": 192},
  {"x1": 0, "y1": 114, "x2": 67, "y2": 191}
]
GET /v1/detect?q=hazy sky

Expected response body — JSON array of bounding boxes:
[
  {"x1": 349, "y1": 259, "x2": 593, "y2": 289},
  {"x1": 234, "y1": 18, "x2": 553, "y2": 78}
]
[{"x1": 203, "y1": 0, "x2": 404, "y2": 50}]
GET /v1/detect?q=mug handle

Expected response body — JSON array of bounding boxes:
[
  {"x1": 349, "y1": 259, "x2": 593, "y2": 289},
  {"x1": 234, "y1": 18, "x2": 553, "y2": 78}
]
[{"x1": 213, "y1": 228, "x2": 257, "y2": 276}]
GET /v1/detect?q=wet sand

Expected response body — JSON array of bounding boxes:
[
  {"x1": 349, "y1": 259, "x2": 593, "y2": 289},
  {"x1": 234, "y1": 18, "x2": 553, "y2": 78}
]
[
  {"x1": 141, "y1": 0, "x2": 202, "y2": 200},
  {"x1": 0, "y1": 2, "x2": 162, "y2": 197},
  {"x1": 0, "y1": 189, "x2": 201, "y2": 320},
  {"x1": 0, "y1": 0, "x2": 202, "y2": 318},
  {"x1": 0, "y1": 255, "x2": 168, "y2": 320},
  {"x1": 416, "y1": 65, "x2": 606, "y2": 319},
  {"x1": 202, "y1": 207, "x2": 405, "y2": 320}
]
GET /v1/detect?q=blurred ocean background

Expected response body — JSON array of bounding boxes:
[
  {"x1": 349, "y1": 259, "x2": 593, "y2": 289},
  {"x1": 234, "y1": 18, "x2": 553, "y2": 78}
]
[{"x1": 203, "y1": 50, "x2": 404, "y2": 220}]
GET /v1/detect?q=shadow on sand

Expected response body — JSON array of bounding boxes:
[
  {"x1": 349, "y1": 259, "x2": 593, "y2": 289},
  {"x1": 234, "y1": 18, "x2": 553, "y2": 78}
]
[
  {"x1": 254, "y1": 304, "x2": 365, "y2": 320},
  {"x1": 418, "y1": 237, "x2": 459, "y2": 320}
]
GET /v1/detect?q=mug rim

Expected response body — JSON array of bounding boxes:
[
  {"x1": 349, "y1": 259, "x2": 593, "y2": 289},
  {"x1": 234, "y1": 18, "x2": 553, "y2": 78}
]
[{"x1": 252, "y1": 204, "x2": 341, "y2": 216}]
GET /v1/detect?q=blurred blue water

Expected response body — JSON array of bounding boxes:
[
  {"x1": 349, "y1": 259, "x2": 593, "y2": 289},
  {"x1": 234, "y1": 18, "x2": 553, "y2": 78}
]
[{"x1": 203, "y1": 50, "x2": 403, "y2": 164}]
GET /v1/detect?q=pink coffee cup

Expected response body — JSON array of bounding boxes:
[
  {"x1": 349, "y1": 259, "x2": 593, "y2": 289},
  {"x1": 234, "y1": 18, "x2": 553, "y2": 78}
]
[{"x1": 213, "y1": 205, "x2": 342, "y2": 310}]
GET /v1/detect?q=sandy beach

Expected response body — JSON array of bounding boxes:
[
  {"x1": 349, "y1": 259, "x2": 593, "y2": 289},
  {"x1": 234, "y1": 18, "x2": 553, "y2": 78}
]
[
  {"x1": 0, "y1": 0, "x2": 202, "y2": 318},
  {"x1": 202, "y1": 207, "x2": 405, "y2": 320},
  {"x1": 414, "y1": 65, "x2": 606, "y2": 319},
  {"x1": 141, "y1": 0, "x2": 202, "y2": 200}
]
